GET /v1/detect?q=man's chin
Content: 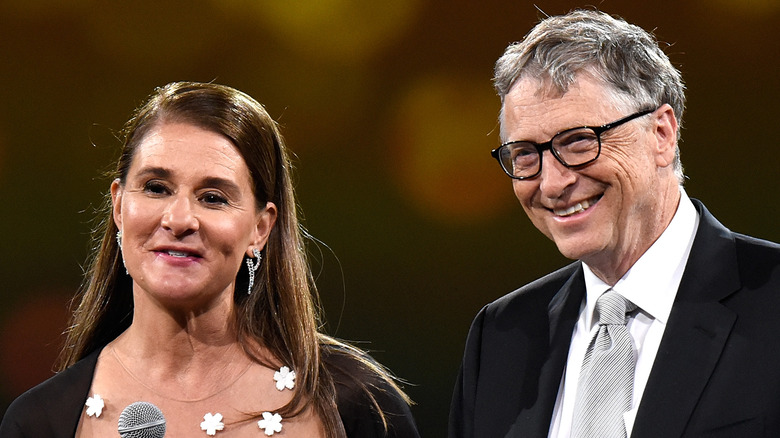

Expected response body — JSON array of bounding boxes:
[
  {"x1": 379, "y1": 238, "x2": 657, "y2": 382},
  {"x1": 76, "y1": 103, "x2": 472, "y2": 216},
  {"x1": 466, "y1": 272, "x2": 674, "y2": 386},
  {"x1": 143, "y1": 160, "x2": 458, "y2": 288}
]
[{"x1": 552, "y1": 239, "x2": 596, "y2": 261}]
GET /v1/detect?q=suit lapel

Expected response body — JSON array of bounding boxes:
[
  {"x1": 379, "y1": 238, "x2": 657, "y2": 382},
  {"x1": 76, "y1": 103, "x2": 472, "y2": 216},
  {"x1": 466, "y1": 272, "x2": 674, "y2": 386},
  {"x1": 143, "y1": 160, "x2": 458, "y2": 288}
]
[
  {"x1": 632, "y1": 200, "x2": 740, "y2": 438},
  {"x1": 506, "y1": 266, "x2": 585, "y2": 437}
]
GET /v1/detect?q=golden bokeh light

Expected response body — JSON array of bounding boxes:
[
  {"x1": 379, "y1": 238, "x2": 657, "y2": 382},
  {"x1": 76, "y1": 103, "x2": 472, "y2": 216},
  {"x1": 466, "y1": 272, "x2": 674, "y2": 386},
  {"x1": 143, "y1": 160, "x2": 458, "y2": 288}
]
[
  {"x1": 214, "y1": 0, "x2": 421, "y2": 62},
  {"x1": 388, "y1": 75, "x2": 512, "y2": 225}
]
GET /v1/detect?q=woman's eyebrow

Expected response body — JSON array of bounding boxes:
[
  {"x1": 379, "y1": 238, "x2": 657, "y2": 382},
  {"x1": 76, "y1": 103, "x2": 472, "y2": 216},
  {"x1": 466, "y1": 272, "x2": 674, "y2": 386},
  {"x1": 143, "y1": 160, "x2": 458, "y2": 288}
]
[
  {"x1": 201, "y1": 176, "x2": 242, "y2": 195},
  {"x1": 135, "y1": 166, "x2": 171, "y2": 179}
]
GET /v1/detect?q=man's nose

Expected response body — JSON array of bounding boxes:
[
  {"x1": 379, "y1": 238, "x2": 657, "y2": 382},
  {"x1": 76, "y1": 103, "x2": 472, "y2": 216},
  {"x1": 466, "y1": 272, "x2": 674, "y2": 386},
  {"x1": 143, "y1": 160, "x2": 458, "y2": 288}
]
[{"x1": 538, "y1": 150, "x2": 577, "y2": 198}]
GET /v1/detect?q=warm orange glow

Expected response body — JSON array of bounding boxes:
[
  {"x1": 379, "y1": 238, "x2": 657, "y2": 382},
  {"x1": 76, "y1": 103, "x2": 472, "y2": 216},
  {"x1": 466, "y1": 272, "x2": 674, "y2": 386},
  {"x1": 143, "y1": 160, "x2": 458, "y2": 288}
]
[
  {"x1": 388, "y1": 75, "x2": 513, "y2": 225},
  {"x1": 0, "y1": 293, "x2": 69, "y2": 397}
]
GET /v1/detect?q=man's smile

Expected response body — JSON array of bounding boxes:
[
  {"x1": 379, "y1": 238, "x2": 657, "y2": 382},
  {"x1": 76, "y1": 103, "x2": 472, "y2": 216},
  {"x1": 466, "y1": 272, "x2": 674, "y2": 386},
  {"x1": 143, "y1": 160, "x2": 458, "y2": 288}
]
[{"x1": 551, "y1": 194, "x2": 603, "y2": 217}]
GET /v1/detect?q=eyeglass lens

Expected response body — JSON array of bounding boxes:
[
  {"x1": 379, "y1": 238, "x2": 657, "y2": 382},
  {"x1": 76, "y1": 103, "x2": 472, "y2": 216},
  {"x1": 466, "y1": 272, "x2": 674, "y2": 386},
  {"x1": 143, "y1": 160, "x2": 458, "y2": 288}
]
[{"x1": 499, "y1": 127, "x2": 600, "y2": 178}]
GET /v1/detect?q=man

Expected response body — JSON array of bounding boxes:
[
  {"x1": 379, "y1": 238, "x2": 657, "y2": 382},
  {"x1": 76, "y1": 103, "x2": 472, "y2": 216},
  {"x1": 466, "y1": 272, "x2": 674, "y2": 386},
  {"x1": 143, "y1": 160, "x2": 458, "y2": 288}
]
[{"x1": 450, "y1": 9, "x2": 780, "y2": 438}]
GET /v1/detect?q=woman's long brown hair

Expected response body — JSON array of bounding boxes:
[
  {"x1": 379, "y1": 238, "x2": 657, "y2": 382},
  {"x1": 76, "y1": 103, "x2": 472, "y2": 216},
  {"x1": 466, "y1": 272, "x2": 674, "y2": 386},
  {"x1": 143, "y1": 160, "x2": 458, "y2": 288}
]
[{"x1": 58, "y1": 82, "x2": 409, "y2": 437}]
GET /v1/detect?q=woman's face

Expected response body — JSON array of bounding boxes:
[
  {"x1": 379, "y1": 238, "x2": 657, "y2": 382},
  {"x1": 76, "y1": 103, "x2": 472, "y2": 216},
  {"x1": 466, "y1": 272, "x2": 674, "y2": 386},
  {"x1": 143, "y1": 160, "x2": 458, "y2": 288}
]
[{"x1": 111, "y1": 122, "x2": 277, "y2": 308}]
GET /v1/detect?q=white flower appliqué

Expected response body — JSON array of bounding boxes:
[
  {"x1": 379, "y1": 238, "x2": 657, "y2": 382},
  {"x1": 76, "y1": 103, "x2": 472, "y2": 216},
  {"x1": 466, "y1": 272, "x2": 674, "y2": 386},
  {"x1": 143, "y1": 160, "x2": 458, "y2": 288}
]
[
  {"x1": 257, "y1": 412, "x2": 283, "y2": 436},
  {"x1": 85, "y1": 394, "x2": 104, "y2": 418},
  {"x1": 273, "y1": 366, "x2": 296, "y2": 391},
  {"x1": 200, "y1": 413, "x2": 225, "y2": 436}
]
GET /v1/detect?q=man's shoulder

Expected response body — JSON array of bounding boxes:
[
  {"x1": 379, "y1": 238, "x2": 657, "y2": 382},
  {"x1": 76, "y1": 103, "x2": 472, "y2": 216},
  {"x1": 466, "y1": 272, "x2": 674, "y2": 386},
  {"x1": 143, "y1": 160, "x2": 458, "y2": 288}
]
[
  {"x1": 732, "y1": 232, "x2": 780, "y2": 276},
  {"x1": 483, "y1": 262, "x2": 581, "y2": 319},
  {"x1": 693, "y1": 199, "x2": 780, "y2": 275},
  {"x1": 733, "y1": 231, "x2": 780, "y2": 253}
]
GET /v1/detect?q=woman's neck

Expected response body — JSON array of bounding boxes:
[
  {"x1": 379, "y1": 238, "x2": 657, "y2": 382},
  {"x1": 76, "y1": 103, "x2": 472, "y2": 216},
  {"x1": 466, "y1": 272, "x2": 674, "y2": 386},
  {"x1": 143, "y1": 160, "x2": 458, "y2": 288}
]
[
  {"x1": 110, "y1": 290, "x2": 252, "y2": 395},
  {"x1": 129, "y1": 283, "x2": 239, "y2": 350},
  {"x1": 110, "y1": 323, "x2": 251, "y2": 402}
]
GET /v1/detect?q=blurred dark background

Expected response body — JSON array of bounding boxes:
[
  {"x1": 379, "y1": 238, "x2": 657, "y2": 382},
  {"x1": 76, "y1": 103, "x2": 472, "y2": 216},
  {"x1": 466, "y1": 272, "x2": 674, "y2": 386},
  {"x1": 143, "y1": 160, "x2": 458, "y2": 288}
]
[{"x1": 0, "y1": 0, "x2": 778, "y2": 435}]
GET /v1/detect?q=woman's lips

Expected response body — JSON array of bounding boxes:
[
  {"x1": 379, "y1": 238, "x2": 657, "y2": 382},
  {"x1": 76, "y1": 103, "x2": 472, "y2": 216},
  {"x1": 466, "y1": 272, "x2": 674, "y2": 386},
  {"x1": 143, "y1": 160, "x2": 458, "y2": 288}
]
[{"x1": 153, "y1": 248, "x2": 203, "y2": 260}]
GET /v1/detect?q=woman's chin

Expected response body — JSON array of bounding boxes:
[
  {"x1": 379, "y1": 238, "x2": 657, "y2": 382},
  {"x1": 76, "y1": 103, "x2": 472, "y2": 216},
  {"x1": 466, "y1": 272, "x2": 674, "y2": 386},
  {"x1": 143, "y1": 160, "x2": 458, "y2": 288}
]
[{"x1": 137, "y1": 282, "x2": 229, "y2": 309}]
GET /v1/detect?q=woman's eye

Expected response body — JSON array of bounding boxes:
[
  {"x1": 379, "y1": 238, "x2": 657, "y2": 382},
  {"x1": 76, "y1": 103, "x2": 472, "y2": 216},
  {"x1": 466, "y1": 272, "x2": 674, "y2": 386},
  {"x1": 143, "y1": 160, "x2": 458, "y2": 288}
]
[
  {"x1": 143, "y1": 181, "x2": 168, "y2": 195},
  {"x1": 202, "y1": 192, "x2": 228, "y2": 205}
]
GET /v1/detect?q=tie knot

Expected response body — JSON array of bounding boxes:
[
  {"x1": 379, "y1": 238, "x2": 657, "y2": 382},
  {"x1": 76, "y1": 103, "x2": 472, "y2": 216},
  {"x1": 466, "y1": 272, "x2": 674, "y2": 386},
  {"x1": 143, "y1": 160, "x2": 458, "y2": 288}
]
[{"x1": 595, "y1": 291, "x2": 636, "y2": 325}]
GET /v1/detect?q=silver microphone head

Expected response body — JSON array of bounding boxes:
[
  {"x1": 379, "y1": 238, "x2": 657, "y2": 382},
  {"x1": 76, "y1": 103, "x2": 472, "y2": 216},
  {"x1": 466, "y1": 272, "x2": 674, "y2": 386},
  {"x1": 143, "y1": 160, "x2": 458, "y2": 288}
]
[{"x1": 117, "y1": 401, "x2": 166, "y2": 438}]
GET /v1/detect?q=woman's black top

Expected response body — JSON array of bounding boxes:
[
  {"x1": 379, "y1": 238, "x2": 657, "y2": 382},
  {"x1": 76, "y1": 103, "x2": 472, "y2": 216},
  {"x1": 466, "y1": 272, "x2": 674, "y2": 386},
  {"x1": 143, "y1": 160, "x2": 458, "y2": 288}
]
[{"x1": 0, "y1": 346, "x2": 420, "y2": 438}]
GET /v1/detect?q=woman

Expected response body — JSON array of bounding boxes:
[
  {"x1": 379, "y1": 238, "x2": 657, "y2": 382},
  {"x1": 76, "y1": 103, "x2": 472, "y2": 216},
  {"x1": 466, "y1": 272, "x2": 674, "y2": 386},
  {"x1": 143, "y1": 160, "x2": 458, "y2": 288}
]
[{"x1": 0, "y1": 82, "x2": 419, "y2": 437}]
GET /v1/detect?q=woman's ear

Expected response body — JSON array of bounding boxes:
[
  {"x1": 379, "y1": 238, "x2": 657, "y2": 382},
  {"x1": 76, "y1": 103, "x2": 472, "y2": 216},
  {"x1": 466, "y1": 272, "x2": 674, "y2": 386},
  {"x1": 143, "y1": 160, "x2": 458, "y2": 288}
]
[
  {"x1": 246, "y1": 201, "x2": 278, "y2": 257},
  {"x1": 110, "y1": 179, "x2": 124, "y2": 231},
  {"x1": 652, "y1": 104, "x2": 679, "y2": 169}
]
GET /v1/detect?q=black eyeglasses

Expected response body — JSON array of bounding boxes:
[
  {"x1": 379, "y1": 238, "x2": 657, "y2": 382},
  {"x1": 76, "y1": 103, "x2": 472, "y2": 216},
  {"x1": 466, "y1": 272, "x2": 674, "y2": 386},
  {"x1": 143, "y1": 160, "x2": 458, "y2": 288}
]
[{"x1": 491, "y1": 108, "x2": 656, "y2": 180}]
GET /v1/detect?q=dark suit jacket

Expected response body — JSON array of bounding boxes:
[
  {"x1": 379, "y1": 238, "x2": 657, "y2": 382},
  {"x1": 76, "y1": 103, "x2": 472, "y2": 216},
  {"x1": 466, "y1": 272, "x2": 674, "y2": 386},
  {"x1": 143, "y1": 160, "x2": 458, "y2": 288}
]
[
  {"x1": 450, "y1": 200, "x2": 780, "y2": 437},
  {"x1": 0, "y1": 346, "x2": 420, "y2": 438}
]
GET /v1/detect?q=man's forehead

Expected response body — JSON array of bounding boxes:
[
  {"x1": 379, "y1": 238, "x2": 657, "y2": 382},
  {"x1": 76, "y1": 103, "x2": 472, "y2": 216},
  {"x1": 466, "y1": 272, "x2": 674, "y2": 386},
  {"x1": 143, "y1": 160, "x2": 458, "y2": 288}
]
[
  {"x1": 507, "y1": 69, "x2": 610, "y2": 101},
  {"x1": 499, "y1": 76, "x2": 619, "y2": 140}
]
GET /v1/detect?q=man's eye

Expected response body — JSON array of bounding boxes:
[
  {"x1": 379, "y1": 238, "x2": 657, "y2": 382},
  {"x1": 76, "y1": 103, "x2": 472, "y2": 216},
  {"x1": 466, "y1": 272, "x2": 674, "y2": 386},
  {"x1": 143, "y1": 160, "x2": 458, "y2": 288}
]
[
  {"x1": 556, "y1": 130, "x2": 597, "y2": 148},
  {"x1": 512, "y1": 148, "x2": 536, "y2": 158}
]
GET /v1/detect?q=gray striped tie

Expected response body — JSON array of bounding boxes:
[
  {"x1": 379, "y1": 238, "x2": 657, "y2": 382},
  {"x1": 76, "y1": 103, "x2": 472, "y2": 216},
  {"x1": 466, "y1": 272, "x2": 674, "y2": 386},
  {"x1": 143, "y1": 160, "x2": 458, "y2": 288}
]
[{"x1": 572, "y1": 290, "x2": 637, "y2": 438}]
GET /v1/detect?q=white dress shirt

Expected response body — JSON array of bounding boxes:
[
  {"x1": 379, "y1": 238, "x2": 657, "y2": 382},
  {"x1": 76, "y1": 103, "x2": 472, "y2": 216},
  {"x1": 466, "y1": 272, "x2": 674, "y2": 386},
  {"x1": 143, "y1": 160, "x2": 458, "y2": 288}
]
[{"x1": 548, "y1": 189, "x2": 700, "y2": 438}]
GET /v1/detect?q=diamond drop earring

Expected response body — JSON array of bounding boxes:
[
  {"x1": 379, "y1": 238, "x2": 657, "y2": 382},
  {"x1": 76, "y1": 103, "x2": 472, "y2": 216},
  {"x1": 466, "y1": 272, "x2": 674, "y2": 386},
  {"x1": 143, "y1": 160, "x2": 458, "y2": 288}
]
[
  {"x1": 246, "y1": 248, "x2": 262, "y2": 294},
  {"x1": 116, "y1": 230, "x2": 128, "y2": 275}
]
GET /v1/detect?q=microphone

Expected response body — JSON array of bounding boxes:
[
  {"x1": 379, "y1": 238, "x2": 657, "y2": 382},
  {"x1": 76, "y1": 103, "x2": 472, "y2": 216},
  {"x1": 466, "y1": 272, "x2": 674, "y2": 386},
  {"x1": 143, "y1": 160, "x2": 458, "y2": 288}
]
[{"x1": 117, "y1": 401, "x2": 167, "y2": 438}]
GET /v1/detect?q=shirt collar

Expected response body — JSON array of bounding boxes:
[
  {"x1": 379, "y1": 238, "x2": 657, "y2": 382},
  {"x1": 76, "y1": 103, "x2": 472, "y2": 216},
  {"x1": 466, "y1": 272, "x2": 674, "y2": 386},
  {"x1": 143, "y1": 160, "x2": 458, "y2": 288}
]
[{"x1": 582, "y1": 189, "x2": 699, "y2": 328}]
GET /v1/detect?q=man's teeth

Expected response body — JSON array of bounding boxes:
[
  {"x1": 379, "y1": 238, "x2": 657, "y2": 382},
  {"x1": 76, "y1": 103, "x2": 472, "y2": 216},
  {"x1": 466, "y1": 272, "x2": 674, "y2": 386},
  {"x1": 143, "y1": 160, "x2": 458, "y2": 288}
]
[
  {"x1": 554, "y1": 198, "x2": 596, "y2": 217},
  {"x1": 167, "y1": 250, "x2": 189, "y2": 257}
]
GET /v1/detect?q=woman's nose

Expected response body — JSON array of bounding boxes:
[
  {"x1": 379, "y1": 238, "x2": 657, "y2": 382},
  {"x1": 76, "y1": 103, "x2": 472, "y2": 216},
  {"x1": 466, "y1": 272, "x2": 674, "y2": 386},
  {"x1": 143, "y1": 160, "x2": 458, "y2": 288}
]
[{"x1": 160, "y1": 194, "x2": 199, "y2": 236}]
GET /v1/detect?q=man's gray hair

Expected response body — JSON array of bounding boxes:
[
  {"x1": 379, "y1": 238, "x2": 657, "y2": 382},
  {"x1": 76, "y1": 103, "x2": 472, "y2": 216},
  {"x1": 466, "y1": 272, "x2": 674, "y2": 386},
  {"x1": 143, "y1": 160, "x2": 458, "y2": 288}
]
[{"x1": 495, "y1": 10, "x2": 686, "y2": 182}]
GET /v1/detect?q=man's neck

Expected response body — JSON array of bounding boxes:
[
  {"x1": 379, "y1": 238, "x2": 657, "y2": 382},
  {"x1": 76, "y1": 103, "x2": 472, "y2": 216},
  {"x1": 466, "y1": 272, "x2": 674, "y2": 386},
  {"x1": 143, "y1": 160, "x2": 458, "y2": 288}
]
[{"x1": 586, "y1": 186, "x2": 682, "y2": 286}]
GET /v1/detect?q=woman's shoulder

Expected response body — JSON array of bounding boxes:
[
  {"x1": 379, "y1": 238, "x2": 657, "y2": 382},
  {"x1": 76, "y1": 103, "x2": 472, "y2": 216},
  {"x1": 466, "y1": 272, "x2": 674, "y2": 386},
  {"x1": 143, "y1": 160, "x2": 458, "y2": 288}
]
[
  {"x1": 321, "y1": 343, "x2": 420, "y2": 438},
  {"x1": 0, "y1": 349, "x2": 100, "y2": 437}
]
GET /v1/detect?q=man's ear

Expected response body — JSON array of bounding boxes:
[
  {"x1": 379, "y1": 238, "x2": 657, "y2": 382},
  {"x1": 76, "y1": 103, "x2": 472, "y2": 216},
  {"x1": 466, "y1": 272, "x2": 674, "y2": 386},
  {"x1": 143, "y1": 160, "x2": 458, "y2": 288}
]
[
  {"x1": 110, "y1": 179, "x2": 123, "y2": 231},
  {"x1": 652, "y1": 104, "x2": 679, "y2": 169},
  {"x1": 246, "y1": 201, "x2": 278, "y2": 257}
]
